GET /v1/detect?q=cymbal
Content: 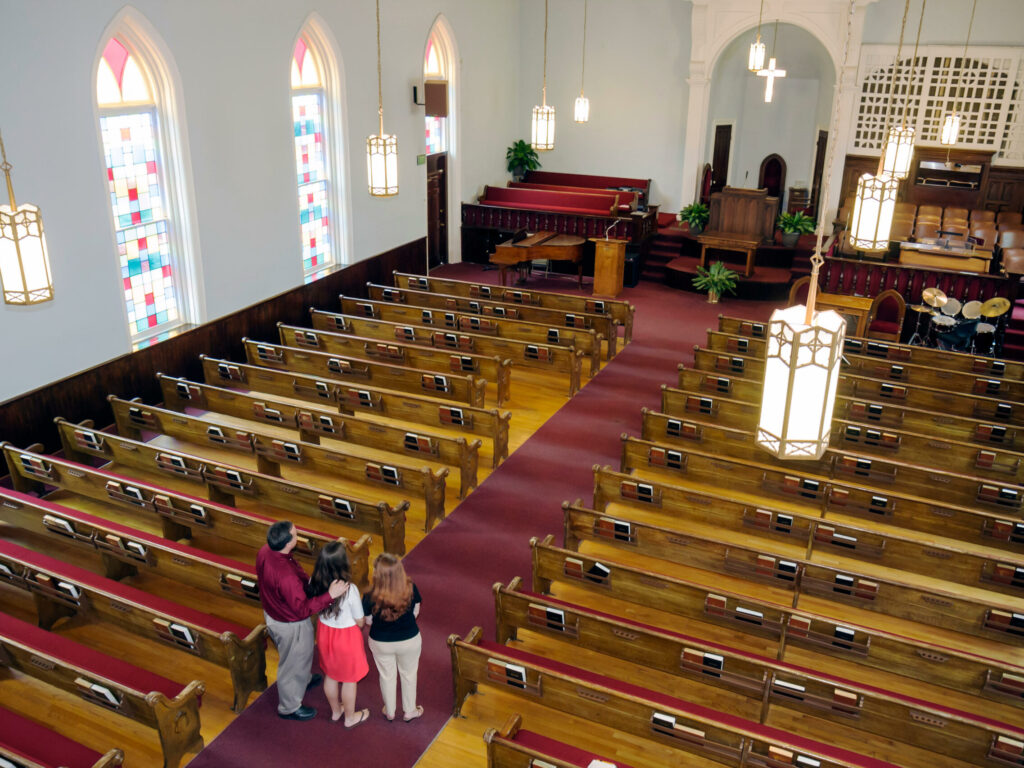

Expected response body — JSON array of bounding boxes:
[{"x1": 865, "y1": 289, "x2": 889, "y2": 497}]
[
  {"x1": 922, "y1": 287, "x2": 947, "y2": 307},
  {"x1": 962, "y1": 300, "x2": 982, "y2": 319},
  {"x1": 981, "y1": 296, "x2": 1011, "y2": 317}
]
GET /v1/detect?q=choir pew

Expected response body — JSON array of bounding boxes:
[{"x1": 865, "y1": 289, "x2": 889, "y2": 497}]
[
  {"x1": 278, "y1": 321, "x2": 512, "y2": 404},
  {"x1": 529, "y1": 536, "x2": 1024, "y2": 707},
  {"x1": 159, "y1": 374, "x2": 481, "y2": 498},
  {"x1": 494, "y1": 577, "x2": 1024, "y2": 764},
  {"x1": 0, "y1": 539, "x2": 262, "y2": 713},
  {"x1": 0, "y1": 705, "x2": 124, "y2": 768},
  {"x1": 243, "y1": 338, "x2": 487, "y2": 407},
  {"x1": 450, "y1": 625, "x2": 903, "y2": 768},
  {"x1": 338, "y1": 295, "x2": 604, "y2": 377},
  {"x1": 0, "y1": 610, "x2": 203, "y2": 768},
  {"x1": 393, "y1": 270, "x2": 635, "y2": 345},
  {"x1": 4, "y1": 441, "x2": 374, "y2": 578},
  {"x1": 310, "y1": 310, "x2": 585, "y2": 397},
  {"x1": 200, "y1": 355, "x2": 511, "y2": 466},
  {"x1": 366, "y1": 282, "x2": 620, "y2": 359},
  {"x1": 108, "y1": 395, "x2": 450, "y2": 528},
  {"x1": 717, "y1": 314, "x2": 1024, "y2": 381}
]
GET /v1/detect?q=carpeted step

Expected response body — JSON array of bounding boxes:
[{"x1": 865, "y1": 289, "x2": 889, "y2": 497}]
[{"x1": 999, "y1": 341, "x2": 1024, "y2": 361}]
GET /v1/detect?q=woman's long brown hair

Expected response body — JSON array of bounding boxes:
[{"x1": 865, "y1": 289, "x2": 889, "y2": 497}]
[
  {"x1": 368, "y1": 553, "x2": 413, "y2": 622},
  {"x1": 306, "y1": 541, "x2": 350, "y2": 618}
]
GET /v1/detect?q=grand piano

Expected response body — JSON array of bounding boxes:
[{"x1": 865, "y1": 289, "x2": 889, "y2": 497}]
[{"x1": 489, "y1": 230, "x2": 586, "y2": 286}]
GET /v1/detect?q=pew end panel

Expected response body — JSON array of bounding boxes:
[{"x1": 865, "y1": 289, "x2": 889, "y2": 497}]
[
  {"x1": 494, "y1": 576, "x2": 525, "y2": 645},
  {"x1": 146, "y1": 680, "x2": 206, "y2": 768},
  {"x1": 448, "y1": 626, "x2": 483, "y2": 717},
  {"x1": 222, "y1": 623, "x2": 270, "y2": 712}
]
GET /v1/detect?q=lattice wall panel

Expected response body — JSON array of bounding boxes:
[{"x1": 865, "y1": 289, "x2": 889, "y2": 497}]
[{"x1": 853, "y1": 46, "x2": 1023, "y2": 166}]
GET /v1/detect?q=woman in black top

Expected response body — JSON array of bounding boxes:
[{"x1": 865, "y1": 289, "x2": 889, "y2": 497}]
[{"x1": 362, "y1": 553, "x2": 423, "y2": 722}]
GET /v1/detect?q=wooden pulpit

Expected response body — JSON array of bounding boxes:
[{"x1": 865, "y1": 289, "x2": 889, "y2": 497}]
[{"x1": 591, "y1": 238, "x2": 627, "y2": 298}]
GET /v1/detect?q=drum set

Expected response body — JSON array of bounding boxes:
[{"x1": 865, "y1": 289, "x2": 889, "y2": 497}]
[{"x1": 906, "y1": 288, "x2": 1009, "y2": 354}]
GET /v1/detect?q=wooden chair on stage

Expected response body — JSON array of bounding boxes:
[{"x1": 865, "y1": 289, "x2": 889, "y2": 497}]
[{"x1": 866, "y1": 289, "x2": 906, "y2": 341}]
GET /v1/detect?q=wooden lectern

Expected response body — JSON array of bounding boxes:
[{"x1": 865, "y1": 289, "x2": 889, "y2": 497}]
[{"x1": 591, "y1": 238, "x2": 627, "y2": 298}]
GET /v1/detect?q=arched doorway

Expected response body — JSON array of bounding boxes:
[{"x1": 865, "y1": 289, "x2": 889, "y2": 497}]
[{"x1": 758, "y1": 153, "x2": 786, "y2": 202}]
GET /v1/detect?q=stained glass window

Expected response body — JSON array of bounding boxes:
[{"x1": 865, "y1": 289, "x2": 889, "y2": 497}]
[
  {"x1": 292, "y1": 38, "x2": 333, "y2": 275},
  {"x1": 98, "y1": 38, "x2": 182, "y2": 338},
  {"x1": 424, "y1": 37, "x2": 448, "y2": 155}
]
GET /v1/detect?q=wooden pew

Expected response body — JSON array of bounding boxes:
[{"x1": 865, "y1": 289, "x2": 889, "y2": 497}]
[
  {"x1": 0, "y1": 610, "x2": 203, "y2": 768},
  {"x1": 338, "y1": 294, "x2": 603, "y2": 378},
  {"x1": 718, "y1": 314, "x2": 1024, "y2": 381},
  {"x1": 4, "y1": 440, "x2": 375, "y2": 578},
  {"x1": 530, "y1": 535, "x2": 1024, "y2": 706},
  {"x1": 680, "y1": 363, "x2": 1024, "y2": 453},
  {"x1": 0, "y1": 537, "x2": 262, "y2": 714},
  {"x1": 671, "y1": 371, "x2": 1024, "y2": 483},
  {"x1": 565, "y1": 492, "x2": 1022, "y2": 644},
  {"x1": 484, "y1": 713, "x2": 634, "y2": 768},
  {"x1": 617, "y1": 427, "x2": 1024, "y2": 557},
  {"x1": 200, "y1": 355, "x2": 511, "y2": 467},
  {"x1": 108, "y1": 395, "x2": 449, "y2": 529},
  {"x1": 450, "y1": 625, "x2": 903, "y2": 768},
  {"x1": 0, "y1": 486, "x2": 265, "y2": 605},
  {"x1": 706, "y1": 330, "x2": 1024, "y2": 402},
  {"x1": 242, "y1": 338, "x2": 487, "y2": 407},
  {"x1": 494, "y1": 577, "x2": 1024, "y2": 763},
  {"x1": 46, "y1": 418, "x2": 407, "y2": 555},
  {"x1": 690, "y1": 347, "x2": 1024, "y2": 427},
  {"x1": 366, "y1": 281, "x2": 620, "y2": 358},
  {"x1": 278, "y1": 320, "x2": 513, "y2": 405},
  {"x1": 0, "y1": 705, "x2": 124, "y2": 768},
  {"x1": 158, "y1": 374, "x2": 480, "y2": 498},
  {"x1": 393, "y1": 271, "x2": 635, "y2": 345},
  {"x1": 649, "y1": 392, "x2": 1024, "y2": 507}
]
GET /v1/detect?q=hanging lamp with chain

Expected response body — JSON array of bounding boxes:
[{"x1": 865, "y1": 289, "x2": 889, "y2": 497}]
[
  {"x1": 0, "y1": 130, "x2": 54, "y2": 305},
  {"x1": 367, "y1": 0, "x2": 398, "y2": 196},
  {"x1": 574, "y1": 0, "x2": 590, "y2": 122},
  {"x1": 879, "y1": 0, "x2": 926, "y2": 180},
  {"x1": 941, "y1": 0, "x2": 977, "y2": 146},
  {"x1": 748, "y1": 0, "x2": 767, "y2": 72},
  {"x1": 532, "y1": 0, "x2": 555, "y2": 150}
]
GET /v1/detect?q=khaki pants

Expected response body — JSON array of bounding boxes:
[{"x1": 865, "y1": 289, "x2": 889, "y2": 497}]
[
  {"x1": 264, "y1": 612, "x2": 315, "y2": 715},
  {"x1": 369, "y1": 633, "x2": 421, "y2": 718}
]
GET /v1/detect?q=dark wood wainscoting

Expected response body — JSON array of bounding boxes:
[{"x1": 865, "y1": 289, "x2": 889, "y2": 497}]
[{"x1": 0, "y1": 239, "x2": 426, "y2": 454}]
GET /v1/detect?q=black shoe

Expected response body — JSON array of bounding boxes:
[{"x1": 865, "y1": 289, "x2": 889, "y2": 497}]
[
  {"x1": 279, "y1": 706, "x2": 317, "y2": 721},
  {"x1": 306, "y1": 674, "x2": 323, "y2": 691}
]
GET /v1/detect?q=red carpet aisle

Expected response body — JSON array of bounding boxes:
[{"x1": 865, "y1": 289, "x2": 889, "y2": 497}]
[{"x1": 187, "y1": 268, "x2": 778, "y2": 767}]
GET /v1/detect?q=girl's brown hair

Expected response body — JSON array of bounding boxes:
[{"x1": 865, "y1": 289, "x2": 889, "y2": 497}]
[
  {"x1": 305, "y1": 541, "x2": 350, "y2": 619},
  {"x1": 368, "y1": 553, "x2": 413, "y2": 622}
]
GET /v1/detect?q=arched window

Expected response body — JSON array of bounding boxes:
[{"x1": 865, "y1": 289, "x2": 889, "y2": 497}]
[
  {"x1": 424, "y1": 35, "x2": 447, "y2": 155},
  {"x1": 291, "y1": 36, "x2": 335, "y2": 278},
  {"x1": 97, "y1": 34, "x2": 196, "y2": 344}
]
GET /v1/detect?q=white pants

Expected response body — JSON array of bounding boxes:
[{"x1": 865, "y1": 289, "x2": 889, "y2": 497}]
[{"x1": 369, "y1": 633, "x2": 421, "y2": 718}]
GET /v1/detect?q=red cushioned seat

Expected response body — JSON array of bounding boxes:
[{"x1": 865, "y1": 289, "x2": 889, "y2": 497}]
[
  {"x1": 481, "y1": 185, "x2": 619, "y2": 215},
  {"x1": 479, "y1": 200, "x2": 612, "y2": 216},
  {"x1": 510, "y1": 181, "x2": 637, "y2": 211},
  {"x1": 0, "y1": 704, "x2": 106, "y2": 768},
  {"x1": 0, "y1": 538, "x2": 245, "y2": 638},
  {"x1": 0, "y1": 610, "x2": 185, "y2": 701}
]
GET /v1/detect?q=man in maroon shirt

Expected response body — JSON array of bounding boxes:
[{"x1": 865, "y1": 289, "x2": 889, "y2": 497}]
[{"x1": 257, "y1": 520, "x2": 347, "y2": 720}]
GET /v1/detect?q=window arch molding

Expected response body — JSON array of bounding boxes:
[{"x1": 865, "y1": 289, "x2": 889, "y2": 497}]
[
  {"x1": 92, "y1": 6, "x2": 204, "y2": 344},
  {"x1": 422, "y1": 14, "x2": 462, "y2": 262},
  {"x1": 290, "y1": 14, "x2": 352, "y2": 272}
]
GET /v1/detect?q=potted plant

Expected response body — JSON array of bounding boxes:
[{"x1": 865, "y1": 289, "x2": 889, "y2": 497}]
[
  {"x1": 505, "y1": 140, "x2": 541, "y2": 181},
  {"x1": 692, "y1": 260, "x2": 738, "y2": 303},
  {"x1": 777, "y1": 211, "x2": 816, "y2": 247},
  {"x1": 679, "y1": 202, "x2": 710, "y2": 235}
]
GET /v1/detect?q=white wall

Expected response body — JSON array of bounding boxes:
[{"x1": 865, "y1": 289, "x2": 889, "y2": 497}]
[
  {"x1": 862, "y1": 0, "x2": 1024, "y2": 46},
  {"x1": 0, "y1": 0, "x2": 519, "y2": 401}
]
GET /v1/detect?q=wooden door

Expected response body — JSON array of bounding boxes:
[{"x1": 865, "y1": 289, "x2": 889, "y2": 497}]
[
  {"x1": 711, "y1": 124, "x2": 732, "y2": 193},
  {"x1": 427, "y1": 152, "x2": 448, "y2": 267},
  {"x1": 809, "y1": 130, "x2": 828, "y2": 217}
]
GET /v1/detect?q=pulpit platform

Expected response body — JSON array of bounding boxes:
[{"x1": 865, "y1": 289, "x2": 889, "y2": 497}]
[{"x1": 664, "y1": 255, "x2": 792, "y2": 300}]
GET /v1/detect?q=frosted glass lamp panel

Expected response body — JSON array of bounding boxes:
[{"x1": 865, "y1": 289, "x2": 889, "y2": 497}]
[
  {"x1": 879, "y1": 125, "x2": 915, "y2": 180},
  {"x1": 940, "y1": 113, "x2": 961, "y2": 146},
  {"x1": 0, "y1": 203, "x2": 53, "y2": 304},
  {"x1": 532, "y1": 105, "x2": 555, "y2": 151},
  {"x1": 757, "y1": 306, "x2": 845, "y2": 460},
  {"x1": 748, "y1": 39, "x2": 766, "y2": 73},
  {"x1": 574, "y1": 95, "x2": 590, "y2": 123},
  {"x1": 849, "y1": 174, "x2": 897, "y2": 252},
  {"x1": 367, "y1": 133, "x2": 398, "y2": 196}
]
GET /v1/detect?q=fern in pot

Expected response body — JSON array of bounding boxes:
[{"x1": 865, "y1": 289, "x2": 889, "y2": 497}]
[{"x1": 692, "y1": 260, "x2": 738, "y2": 304}]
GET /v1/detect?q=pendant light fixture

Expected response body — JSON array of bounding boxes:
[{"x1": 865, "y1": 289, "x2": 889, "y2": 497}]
[
  {"x1": 849, "y1": 173, "x2": 899, "y2": 251},
  {"x1": 758, "y1": 20, "x2": 787, "y2": 104},
  {"x1": 879, "y1": 0, "x2": 926, "y2": 181},
  {"x1": 574, "y1": 0, "x2": 590, "y2": 123},
  {"x1": 940, "y1": 0, "x2": 977, "y2": 146},
  {"x1": 367, "y1": 0, "x2": 398, "y2": 196},
  {"x1": 532, "y1": 0, "x2": 555, "y2": 150},
  {"x1": 748, "y1": 0, "x2": 767, "y2": 73},
  {"x1": 0, "y1": 130, "x2": 54, "y2": 305},
  {"x1": 758, "y1": 1, "x2": 857, "y2": 461}
]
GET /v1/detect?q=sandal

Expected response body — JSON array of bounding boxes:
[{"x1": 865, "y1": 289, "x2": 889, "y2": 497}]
[
  {"x1": 382, "y1": 706, "x2": 394, "y2": 721},
  {"x1": 403, "y1": 705, "x2": 424, "y2": 723},
  {"x1": 344, "y1": 708, "x2": 370, "y2": 729}
]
